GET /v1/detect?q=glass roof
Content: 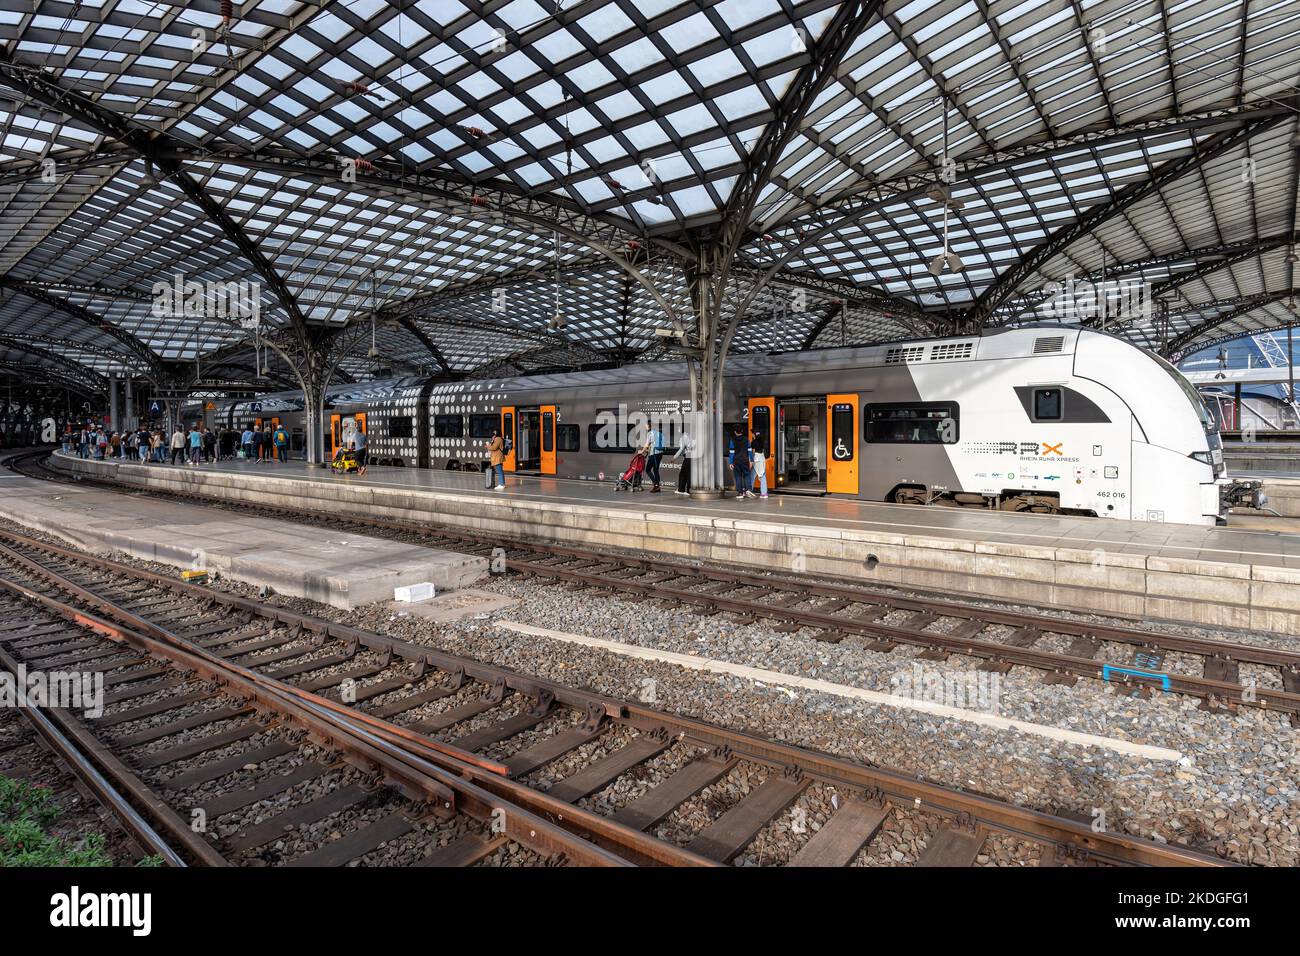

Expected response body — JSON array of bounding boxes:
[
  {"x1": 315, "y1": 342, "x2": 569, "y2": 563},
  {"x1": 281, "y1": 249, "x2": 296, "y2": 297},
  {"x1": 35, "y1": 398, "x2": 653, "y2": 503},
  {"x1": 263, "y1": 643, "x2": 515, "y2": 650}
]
[{"x1": 0, "y1": 0, "x2": 1295, "y2": 386}]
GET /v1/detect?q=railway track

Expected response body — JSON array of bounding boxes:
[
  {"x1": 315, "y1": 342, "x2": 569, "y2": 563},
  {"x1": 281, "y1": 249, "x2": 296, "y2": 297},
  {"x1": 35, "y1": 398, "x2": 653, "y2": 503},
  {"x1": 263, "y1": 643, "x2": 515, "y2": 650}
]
[
  {"x1": 0, "y1": 522, "x2": 1236, "y2": 866},
  {"x1": 22, "y1": 449, "x2": 1300, "y2": 724}
]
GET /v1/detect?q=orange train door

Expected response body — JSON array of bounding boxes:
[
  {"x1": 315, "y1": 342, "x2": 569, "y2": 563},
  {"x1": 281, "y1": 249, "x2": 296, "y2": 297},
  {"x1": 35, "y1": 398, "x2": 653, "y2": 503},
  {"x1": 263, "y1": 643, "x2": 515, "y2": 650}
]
[
  {"x1": 329, "y1": 414, "x2": 341, "y2": 458},
  {"x1": 826, "y1": 394, "x2": 859, "y2": 495},
  {"x1": 500, "y1": 406, "x2": 516, "y2": 472},
  {"x1": 747, "y1": 396, "x2": 776, "y2": 491},
  {"x1": 540, "y1": 405, "x2": 557, "y2": 475}
]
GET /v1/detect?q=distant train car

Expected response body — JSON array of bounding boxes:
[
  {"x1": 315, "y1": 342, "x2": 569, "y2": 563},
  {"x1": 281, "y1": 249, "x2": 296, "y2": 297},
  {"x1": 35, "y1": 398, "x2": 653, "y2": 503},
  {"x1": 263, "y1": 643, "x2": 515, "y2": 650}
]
[{"x1": 209, "y1": 327, "x2": 1262, "y2": 526}]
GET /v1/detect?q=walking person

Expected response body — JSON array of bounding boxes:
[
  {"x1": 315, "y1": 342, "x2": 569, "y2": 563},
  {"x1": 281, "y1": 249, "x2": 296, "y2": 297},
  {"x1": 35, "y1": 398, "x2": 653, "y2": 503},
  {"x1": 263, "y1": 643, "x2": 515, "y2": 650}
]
[
  {"x1": 273, "y1": 424, "x2": 290, "y2": 464},
  {"x1": 240, "y1": 425, "x2": 254, "y2": 461},
  {"x1": 352, "y1": 425, "x2": 367, "y2": 474},
  {"x1": 751, "y1": 429, "x2": 769, "y2": 499},
  {"x1": 673, "y1": 430, "x2": 695, "y2": 495},
  {"x1": 645, "y1": 423, "x2": 665, "y2": 492},
  {"x1": 487, "y1": 429, "x2": 505, "y2": 490},
  {"x1": 77, "y1": 426, "x2": 89, "y2": 459},
  {"x1": 170, "y1": 426, "x2": 185, "y2": 465},
  {"x1": 188, "y1": 424, "x2": 202, "y2": 464},
  {"x1": 109, "y1": 430, "x2": 121, "y2": 459}
]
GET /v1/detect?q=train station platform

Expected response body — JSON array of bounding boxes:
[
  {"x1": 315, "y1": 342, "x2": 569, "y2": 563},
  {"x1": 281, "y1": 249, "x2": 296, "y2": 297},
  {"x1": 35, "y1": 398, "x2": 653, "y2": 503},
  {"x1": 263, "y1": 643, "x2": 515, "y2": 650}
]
[
  {"x1": 52, "y1": 451, "x2": 1300, "y2": 637},
  {"x1": 0, "y1": 468, "x2": 487, "y2": 609}
]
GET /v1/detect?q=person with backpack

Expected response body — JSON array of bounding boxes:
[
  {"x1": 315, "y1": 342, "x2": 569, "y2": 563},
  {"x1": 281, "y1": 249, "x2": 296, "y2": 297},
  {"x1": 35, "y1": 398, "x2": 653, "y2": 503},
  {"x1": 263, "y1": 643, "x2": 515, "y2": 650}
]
[
  {"x1": 273, "y1": 424, "x2": 290, "y2": 463},
  {"x1": 645, "y1": 424, "x2": 665, "y2": 493},
  {"x1": 487, "y1": 429, "x2": 505, "y2": 490},
  {"x1": 728, "y1": 424, "x2": 753, "y2": 499}
]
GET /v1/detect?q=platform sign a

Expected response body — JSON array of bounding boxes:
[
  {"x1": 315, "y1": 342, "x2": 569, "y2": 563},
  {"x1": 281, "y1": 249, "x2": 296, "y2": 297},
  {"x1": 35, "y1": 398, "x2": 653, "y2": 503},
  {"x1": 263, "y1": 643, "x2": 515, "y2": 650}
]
[
  {"x1": 149, "y1": 401, "x2": 163, "y2": 415},
  {"x1": 251, "y1": 402, "x2": 263, "y2": 413}
]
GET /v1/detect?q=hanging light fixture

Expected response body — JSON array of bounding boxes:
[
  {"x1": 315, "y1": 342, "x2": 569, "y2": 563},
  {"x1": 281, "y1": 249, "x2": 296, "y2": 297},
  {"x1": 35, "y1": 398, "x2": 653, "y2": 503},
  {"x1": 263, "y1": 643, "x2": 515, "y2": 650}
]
[
  {"x1": 549, "y1": 230, "x2": 566, "y2": 330},
  {"x1": 1286, "y1": 245, "x2": 1298, "y2": 264},
  {"x1": 367, "y1": 270, "x2": 381, "y2": 358},
  {"x1": 927, "y1": 102, "x2": 964, "y2": 277}
]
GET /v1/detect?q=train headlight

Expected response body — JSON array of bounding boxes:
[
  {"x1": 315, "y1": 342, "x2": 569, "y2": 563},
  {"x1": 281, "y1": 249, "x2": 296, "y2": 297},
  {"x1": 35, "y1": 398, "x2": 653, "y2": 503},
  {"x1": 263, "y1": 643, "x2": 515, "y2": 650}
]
[{"x1": 1189, "y1": 451, "x2": 1213, "y2": 466}]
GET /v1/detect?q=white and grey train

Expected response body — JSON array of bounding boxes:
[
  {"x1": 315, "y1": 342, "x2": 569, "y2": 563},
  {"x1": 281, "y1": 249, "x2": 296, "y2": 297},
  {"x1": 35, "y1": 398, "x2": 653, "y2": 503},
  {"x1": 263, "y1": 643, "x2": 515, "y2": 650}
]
[{"x1": 205, "y1": 326, "x2": 1265, "y2": 527}]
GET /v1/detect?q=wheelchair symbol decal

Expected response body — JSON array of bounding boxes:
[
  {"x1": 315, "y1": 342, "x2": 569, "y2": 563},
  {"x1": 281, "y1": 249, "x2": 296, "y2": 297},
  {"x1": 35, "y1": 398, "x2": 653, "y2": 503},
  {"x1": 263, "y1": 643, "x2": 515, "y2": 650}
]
[{"x1": 833, "y1": 437, "x2": 850, "y2": 460}]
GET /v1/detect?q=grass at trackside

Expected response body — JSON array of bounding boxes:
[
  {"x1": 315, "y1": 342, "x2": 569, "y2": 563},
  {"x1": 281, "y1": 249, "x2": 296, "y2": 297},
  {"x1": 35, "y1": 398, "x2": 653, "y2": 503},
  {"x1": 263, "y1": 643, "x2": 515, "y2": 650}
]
[{"x1": 0, "y1": 773, "x2": 166, "y2": 867}]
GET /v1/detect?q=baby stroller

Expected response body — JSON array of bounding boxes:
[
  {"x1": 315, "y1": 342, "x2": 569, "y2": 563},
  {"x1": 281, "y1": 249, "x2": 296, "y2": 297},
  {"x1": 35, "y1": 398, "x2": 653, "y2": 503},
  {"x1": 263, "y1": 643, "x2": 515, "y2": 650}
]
[{"x1": 615, "y1": 450, "x2": 647, "y2": 492}]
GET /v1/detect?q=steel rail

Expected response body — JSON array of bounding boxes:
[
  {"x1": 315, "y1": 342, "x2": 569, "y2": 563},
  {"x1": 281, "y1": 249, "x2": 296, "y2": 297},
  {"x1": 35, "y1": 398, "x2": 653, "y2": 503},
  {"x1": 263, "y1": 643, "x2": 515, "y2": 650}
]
[
  {"x1": 0, "y1": 644, "x2": 190, "y2": 867},
  {"x1": 0, "y1": 529, "x2": 1237, "y2": 867},
  {"x1": 0, "y1": 570, "x2": 645, "y2": 868}
]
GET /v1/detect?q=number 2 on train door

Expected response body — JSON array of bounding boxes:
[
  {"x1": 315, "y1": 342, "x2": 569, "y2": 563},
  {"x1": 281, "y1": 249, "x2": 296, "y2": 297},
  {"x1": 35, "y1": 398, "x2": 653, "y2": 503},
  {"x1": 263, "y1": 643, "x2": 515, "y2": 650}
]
[{"x1": 827, "y1": 394, "x2": 858, "y2": 495}]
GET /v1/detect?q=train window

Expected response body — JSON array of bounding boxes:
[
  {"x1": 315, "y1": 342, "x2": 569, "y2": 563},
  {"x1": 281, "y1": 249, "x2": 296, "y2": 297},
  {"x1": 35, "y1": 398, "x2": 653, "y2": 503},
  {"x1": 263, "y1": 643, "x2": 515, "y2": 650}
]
[
  {"x1": 1033, "y1": 388, "x2": 1063, "y2": 421},
  {"x1": 469, "y1": 414, "x2": 498, "y2": 438},
  {"x1": 433, "y1": 414, "x2": 463, "y2": 438},
  {"x1": 865, "y1": 403, "x2": 959, "y2": 444},
  {"x1": 558, "y1": 424, "x2": 579, "y2": 451},
  {"x1": 831, "y1": 403, "x2": 854, "y2": 461},
  {"x1": 388, "y1": 416, "x2": 414, "y2": 438},
  {"x1": 542, "y1": 411, "x2": 554, "y2": 452}
]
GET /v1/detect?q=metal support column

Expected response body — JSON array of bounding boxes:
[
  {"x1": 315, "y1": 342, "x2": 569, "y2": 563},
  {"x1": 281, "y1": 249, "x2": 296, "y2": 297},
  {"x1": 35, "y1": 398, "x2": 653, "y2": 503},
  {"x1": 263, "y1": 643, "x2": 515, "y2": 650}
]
[
  {"x1": 108, "y1": 374, "x2": 119, "y2": 433},
  {"x1": 124, "y1": 377, "x2": 134, "y2": 430}
]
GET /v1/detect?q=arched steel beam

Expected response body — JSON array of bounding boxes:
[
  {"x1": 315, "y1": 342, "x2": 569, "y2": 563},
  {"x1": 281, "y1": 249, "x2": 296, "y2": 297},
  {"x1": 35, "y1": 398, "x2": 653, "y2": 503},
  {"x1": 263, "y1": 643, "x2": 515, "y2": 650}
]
[
  {"x1": 0, "y1": 361, "x2": 99, "y2": 397},
  {"x1": 411, "y1": 314, "x2": 609, "y2": 363},
  {"x1": 1162, "y1": 292, "x2": 1292, "y2": 356},
  {"x1": 0, "y1": 334, "x2": 147, "y2": 371},
  {"x1": 168, "y1": 146, "x2": 693, "y2": 334},
  {"x1": 970, "y1": 107, "x2": 1297, "y2": 326},
  {"x1": 0, "y1": 278, "x2": 165, "y2": 377},
  {"x1": 0, "y1": 338, "x2": 107, "y2": 391},
  {"x1": 0, "y1": 50, "x2": 312, "y2": 345},
  {"x1": 389, "y1": 317, "x2": 452, "y2": 375},
  {"x1": 714, "y1": 0, "x2": 884, "y2": 274}
]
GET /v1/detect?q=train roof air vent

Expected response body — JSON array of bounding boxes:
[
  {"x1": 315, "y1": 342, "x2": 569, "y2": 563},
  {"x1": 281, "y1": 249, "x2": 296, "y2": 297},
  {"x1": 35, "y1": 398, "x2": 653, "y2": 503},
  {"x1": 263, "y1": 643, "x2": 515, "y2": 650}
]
[
  {"x1": 1032, "y1": 335, "x2": 1066, "y2": 354},
  {"x1": 884, "y1": 345, "x2": 925, "y2": 364},
  {"x1": 929, "y1": 342, "x2": 974, "y2": 361}
]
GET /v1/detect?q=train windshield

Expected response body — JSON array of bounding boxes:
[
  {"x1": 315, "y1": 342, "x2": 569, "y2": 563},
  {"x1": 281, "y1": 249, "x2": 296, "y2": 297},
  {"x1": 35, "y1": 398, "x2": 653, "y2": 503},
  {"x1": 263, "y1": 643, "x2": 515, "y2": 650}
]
[{"x1": 1153, "y1": 354, "x2": 1216, "y2": 432}]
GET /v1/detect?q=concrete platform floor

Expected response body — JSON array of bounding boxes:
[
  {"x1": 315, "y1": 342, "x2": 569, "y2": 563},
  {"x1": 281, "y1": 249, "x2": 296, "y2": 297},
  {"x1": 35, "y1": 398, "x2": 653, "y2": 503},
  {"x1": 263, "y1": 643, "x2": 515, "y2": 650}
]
[
  {"x1": 71, "y1": 452, "x2": 1300, "y2": 569},
  {"x1": 51, "y1": 453, "x2": 1300, "y2": 635},
  {"x1": 0, "y1": 472, "x2": 487, "y2": 609}
]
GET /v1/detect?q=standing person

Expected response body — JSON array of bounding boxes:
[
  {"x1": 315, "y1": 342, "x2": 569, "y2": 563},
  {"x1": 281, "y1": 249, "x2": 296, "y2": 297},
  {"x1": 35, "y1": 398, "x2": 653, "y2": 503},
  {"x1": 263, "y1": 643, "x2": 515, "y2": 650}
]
[
  {"x1": 240, "y1": 424, "x2": 255, "y2": 461},
  {"x1": 645, "y1": 423, "x2": 665, "y2": 493},
  {"x1": 203, "y1": 427, "x2": 216, "y2": 463},
  {"x1": 273, "y1": 424, "x2": 289, "y2": 463},
  {"x1": 728, "y1": 425, "x2": 753, "y2": 499},
  {"x1": 487, "y1": 429, "x2": 505, "y2": 490},
  {"x1": 352, "y1": 425, "x2": 367, "y2": 475},
  {"x1": 96, "y1": 429, "x2": 108, "y2": 459},
  {"x1": 750, "y1": 430, "x2": 769, "y2": 499},
  {"x1": 169, "y1": 426, "x2": 184, "y2": 465},
  {"x1": 188, "y1": 424, "x2": 202, "y2": 464},
  {"x1": 109, "y1": 430, "x2": 121, "y2": 459},
  {"x1": 150, "y1": 430, "x2": 163, "y2": 463},
  {"x1": 252, "y1": 427, "x2": 264, "y2": 463},
  {"x1": 77, "y1": 426, "x2": 89, "y2": 459},
  {"x1": 673, "y1": 430, "x2": 695, "y2": 495}
]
